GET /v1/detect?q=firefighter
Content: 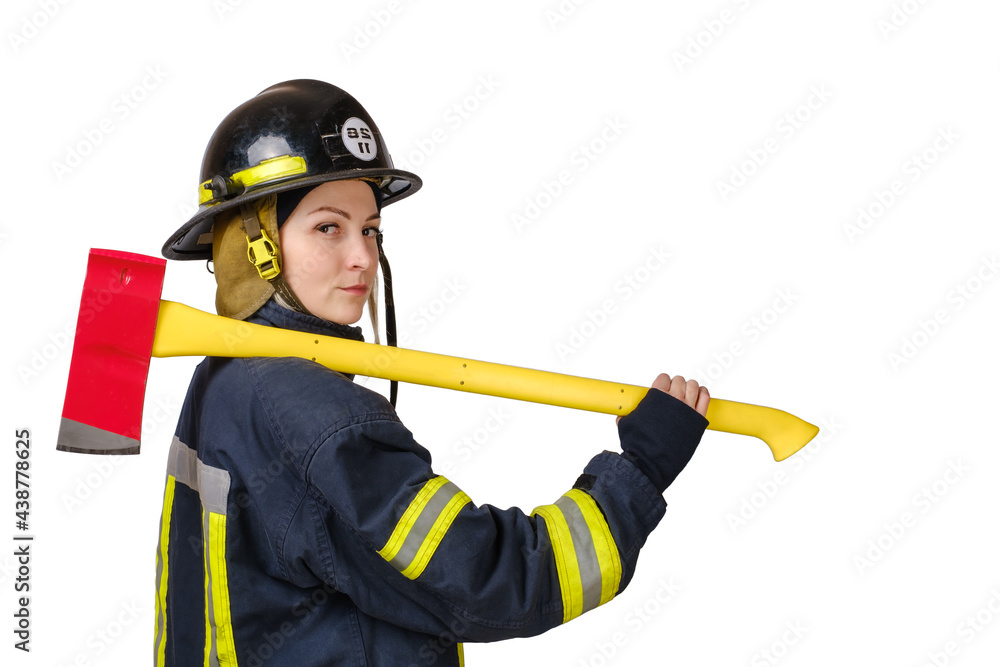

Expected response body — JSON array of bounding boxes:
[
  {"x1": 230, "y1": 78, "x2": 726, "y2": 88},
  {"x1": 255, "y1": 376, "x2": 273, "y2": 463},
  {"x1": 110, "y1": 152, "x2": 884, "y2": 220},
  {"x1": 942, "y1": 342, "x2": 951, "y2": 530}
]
[{"x1": 156, "y1": 79, "x2": 709, "y2": 666}]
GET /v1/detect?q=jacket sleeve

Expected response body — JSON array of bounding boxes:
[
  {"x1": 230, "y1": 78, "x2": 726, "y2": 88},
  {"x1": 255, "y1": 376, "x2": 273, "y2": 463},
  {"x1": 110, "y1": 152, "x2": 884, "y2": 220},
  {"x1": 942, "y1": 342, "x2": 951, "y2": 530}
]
[{"x1": 262, "y1": 364, "x2": 705, "y2": 643}]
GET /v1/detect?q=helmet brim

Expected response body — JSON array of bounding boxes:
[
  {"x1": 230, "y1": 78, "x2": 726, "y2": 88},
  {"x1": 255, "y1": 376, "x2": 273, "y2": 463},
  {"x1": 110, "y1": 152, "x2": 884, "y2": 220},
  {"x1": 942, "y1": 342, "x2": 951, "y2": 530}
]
[{"x1": 162, "y1": 168, "x2": 421, "y2": 261}]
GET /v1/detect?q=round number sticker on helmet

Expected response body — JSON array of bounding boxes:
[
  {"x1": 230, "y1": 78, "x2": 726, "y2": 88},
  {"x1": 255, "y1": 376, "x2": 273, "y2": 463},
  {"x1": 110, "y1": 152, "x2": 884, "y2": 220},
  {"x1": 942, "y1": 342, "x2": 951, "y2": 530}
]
[{"x1": 342, "y1": 117, "x2": 378, "y2": 162}]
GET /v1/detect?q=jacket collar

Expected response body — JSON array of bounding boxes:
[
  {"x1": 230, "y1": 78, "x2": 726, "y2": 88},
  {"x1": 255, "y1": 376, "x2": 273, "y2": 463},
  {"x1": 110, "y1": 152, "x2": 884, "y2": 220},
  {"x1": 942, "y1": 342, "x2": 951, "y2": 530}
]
[{"x1": 248, "y1": 298, "x2": 365, "y2": 343}]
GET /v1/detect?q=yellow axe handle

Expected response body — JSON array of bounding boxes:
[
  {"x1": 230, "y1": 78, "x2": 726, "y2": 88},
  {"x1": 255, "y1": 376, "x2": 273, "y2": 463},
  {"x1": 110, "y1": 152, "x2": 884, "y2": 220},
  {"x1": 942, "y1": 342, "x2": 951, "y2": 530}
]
[{"x1": 151, "y1": 300, "x2": 818, "y2": 461}]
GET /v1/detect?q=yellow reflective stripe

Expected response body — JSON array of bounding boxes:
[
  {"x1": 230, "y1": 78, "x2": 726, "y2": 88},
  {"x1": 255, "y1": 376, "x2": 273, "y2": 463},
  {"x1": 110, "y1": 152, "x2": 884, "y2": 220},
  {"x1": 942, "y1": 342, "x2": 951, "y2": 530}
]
[
  {"x1": 401, "y1": 488, "x2": 471, "y2": 580},
  {"x1": 379, "y1": 476, "x2": 449, "y2": 563},
  {"x1": 208, "y1": 512, "x2": 238, "y2": 665},
  {"x1": 378, "y1": 476, "x2": 471, "y2": 580},
  {"x1": 457, "y1": 642, "x2": 465, "y2": 666},
  {"x1": 197, "y1": 155, "x2": 308, "y2": 204},
  {"x1": 533, "y1": 490, "x2": 623, "y2": 624},
  {"x1": 531, "y1": 504, "x2": 583, "y2": 623},
  {"x1": 202, "y1": 508, "x2": 239, "y2": 667},
  {"x1": 565, "y1": 489, "x2": 622, "y2": 606},
  {"x1": 203, "y1": 508, "x2": 212, "y2": 667},
  {"x1": 154, "y1": 475, "x2": 175, "y2": 667}
]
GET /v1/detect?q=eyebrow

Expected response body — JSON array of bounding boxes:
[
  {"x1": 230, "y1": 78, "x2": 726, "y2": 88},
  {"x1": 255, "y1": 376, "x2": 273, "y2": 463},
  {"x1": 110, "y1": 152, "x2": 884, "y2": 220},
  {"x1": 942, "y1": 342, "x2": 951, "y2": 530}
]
[{"x1": 308, "y1": 205, "x2": 380, "y2": 221}]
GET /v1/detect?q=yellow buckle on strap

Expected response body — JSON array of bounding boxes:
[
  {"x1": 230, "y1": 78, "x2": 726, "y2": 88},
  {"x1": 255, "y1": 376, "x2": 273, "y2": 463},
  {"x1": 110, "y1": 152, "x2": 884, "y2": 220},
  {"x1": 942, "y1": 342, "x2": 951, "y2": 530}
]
[
  {"x1": 198, "y1": 155, "x2": 308, "y2": 205},
  {"x1": 246, "y1": 229, "x2": 281, "y2": 281}
]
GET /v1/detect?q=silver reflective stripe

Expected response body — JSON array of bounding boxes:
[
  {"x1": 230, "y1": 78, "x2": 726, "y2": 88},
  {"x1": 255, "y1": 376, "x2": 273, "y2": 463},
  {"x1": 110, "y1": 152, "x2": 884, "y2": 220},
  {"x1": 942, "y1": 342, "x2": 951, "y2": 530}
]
[
  {"x1": 57, "y1": 418, "x2": 139, "y2": 455},
  {"x1": 389, "y1": 481, "x2": 462, "y2": 571},
  {"x1": 164, "y1": 437, "x2": 232, "y2": 666},
  {"x1": 554, "y1": 495, "x2": 604, "y2": 615},
  {"x1": 166, "y1": 437, "x2": 198, "y2": 488},
  {"x1": 166, "y1": 437, "x2": 231, "y2": 514}
]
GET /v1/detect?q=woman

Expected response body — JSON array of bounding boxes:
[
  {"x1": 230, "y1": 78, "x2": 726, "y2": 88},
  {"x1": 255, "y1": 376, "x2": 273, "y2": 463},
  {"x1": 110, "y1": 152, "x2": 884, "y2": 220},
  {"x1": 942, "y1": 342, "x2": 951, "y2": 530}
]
[{"x1": 156, "y1": 79, "x2": 709, "y2": 666}]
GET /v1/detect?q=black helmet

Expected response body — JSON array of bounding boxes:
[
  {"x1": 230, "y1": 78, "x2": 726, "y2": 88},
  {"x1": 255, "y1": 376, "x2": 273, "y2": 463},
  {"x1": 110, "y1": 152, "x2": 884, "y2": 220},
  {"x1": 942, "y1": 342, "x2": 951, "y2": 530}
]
[{"x1": 162, "y1": 79, "x2": 421, "y2": 260}]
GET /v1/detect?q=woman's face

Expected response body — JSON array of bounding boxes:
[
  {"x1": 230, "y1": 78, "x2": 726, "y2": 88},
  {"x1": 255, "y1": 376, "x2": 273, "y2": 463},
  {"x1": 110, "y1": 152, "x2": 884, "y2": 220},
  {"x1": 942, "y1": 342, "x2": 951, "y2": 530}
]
[{"x1": 278, "y1": 180, "x2": 380, "y2": 324}]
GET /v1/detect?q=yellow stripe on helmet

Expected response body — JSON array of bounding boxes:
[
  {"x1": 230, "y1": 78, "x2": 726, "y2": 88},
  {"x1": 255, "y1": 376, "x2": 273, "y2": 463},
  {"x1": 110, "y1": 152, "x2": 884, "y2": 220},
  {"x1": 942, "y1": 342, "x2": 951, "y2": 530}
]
[{"x1": 198, "y1": 155, "x2": 308, "y2": 205}]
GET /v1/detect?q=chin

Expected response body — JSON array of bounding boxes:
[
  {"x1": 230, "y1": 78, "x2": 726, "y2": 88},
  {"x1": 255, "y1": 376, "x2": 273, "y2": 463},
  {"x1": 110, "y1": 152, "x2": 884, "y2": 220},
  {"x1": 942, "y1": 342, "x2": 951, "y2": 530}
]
[{"x1": 318, "y1": 308, "x2": 364, "y2": 326}]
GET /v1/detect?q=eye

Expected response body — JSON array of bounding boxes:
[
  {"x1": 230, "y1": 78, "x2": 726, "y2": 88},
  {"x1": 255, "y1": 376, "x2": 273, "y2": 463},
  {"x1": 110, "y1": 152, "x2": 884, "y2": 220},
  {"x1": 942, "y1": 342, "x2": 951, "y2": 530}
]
[
  {"x1": 316, "y1": 223, "x2": 340, "y2": 234},
  {"x1": 362, "y1": 226, "x2": 381, "y2": 238}
]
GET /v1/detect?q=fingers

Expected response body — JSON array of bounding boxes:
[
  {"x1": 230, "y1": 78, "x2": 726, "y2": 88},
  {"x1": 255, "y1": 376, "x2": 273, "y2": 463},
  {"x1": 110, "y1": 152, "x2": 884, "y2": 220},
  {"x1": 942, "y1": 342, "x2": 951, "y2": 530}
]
[
  {"x1": 618, "y1": 373, "x2": 710, "y2": 424},
  {"x1": 683, "y1": 377, "x2": 700, "y2": 407},
  {"x1": 695, "y1": 385, "x2": 710, "y2": 417},
  {"x1": 650, "y1": 374, "x2": 711, "y2": 417},
  {"x1": 651, "y1": 373, "x2": 672, "y2": 394}
]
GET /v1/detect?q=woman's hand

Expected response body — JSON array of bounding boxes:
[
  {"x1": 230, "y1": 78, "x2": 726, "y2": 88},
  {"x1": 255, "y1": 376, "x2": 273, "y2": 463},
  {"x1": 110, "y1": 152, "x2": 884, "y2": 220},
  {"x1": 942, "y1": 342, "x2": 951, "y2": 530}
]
[
  {"x1": 650, "y1": 373, "x2": 710, "y2": 417},
  {"x1": 616, "y1": 373, "x2": 711, "y2": 493},
  {"x1": 617, "y1": 374, "x2": 710, "y2": 424}
]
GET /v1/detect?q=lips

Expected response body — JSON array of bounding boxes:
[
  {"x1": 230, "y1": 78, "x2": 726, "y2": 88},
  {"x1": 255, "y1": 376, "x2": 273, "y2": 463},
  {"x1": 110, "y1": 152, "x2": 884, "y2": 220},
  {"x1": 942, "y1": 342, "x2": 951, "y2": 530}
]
[{"x1": 340, "y1": 284, "x2": 368, "y2": 296}]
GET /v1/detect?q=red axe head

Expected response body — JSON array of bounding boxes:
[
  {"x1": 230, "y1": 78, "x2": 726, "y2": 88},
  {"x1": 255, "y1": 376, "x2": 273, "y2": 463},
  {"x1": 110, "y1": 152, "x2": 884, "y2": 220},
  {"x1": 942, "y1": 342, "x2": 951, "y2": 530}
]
[{"x1": 57, "y1": 249, "x2": 166, "y2": 455}]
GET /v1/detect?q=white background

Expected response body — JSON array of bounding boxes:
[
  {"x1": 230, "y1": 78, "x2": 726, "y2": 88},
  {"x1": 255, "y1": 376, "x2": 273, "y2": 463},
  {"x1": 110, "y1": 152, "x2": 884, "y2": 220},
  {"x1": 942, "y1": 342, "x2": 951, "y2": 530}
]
[{"x1": 3, "y1": 0, "x2": 999, "y2": 665}]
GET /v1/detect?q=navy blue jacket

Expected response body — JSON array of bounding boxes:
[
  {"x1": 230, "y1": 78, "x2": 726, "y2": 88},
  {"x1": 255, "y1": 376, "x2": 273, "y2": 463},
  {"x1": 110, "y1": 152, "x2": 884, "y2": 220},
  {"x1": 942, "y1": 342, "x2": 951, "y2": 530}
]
[{"x1": 153, "y1": 299, "x2": 707, "y2": 666}]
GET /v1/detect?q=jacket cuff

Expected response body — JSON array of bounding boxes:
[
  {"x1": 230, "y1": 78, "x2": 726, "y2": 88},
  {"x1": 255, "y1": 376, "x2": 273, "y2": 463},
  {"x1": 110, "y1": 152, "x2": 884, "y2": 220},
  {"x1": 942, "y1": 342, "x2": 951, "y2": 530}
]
[
  {"x1": 617, "y1": 388, "x2": 709, "y2": 494},
  {"x1": 581, "y1": 451, "x2": 667, "y2": 549}
]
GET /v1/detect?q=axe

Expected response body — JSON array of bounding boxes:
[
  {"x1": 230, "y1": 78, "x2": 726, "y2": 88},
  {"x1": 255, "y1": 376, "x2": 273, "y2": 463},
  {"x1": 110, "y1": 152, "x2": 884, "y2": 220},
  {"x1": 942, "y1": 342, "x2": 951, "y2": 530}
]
[{"x1": 57, "y1": 249, "x2": 820, "y2": 460}]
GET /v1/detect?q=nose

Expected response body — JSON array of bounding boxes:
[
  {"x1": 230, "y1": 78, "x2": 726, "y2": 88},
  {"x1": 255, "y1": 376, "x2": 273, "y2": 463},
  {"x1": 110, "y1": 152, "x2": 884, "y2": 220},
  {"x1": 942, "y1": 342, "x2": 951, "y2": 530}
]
[{"x1": 345, "y1": 231, "x2": 373, "y2": 272}]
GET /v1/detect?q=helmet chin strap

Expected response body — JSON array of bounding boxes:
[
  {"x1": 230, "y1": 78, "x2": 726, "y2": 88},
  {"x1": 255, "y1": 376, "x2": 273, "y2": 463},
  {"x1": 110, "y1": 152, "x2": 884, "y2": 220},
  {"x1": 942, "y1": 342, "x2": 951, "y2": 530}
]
[
  {"x1": 376, "y1": 230, "x2": 398, "y2": 408},
  {"x1": 240, "y1": 202, "x2": 312, "y2": 315}
]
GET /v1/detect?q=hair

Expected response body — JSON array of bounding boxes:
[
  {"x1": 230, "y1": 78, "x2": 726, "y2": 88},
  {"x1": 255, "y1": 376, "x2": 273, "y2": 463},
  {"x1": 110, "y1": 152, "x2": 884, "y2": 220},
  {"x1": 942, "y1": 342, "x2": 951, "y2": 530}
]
[{"x1": 366, "y1": 276, "x2": 381, "y2": 345}]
